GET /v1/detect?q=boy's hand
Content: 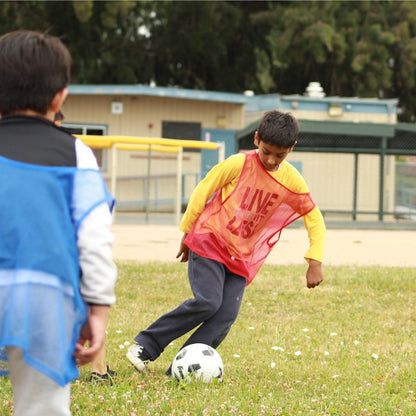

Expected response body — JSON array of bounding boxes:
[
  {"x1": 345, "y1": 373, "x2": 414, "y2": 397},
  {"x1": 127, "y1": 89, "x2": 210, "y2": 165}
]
[
  {"x1": 305, "y1": 259, "x2": 323, "y2": 289},
  {"x1": 73, "y1": 305, "x2": 109, "y2": 366},
  {"x1": 176, "y1": 233, "x2": 189, "y2": 262}
]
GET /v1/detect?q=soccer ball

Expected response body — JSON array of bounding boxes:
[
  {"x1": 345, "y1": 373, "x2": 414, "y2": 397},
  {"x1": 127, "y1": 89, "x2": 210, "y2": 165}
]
[{"x1": 171, "y1": 343, "x2": 224, "y2": 383}]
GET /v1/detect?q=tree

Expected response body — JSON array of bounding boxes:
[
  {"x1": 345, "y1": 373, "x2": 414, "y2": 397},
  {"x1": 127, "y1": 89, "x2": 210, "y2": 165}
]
[
  {"x1": 263, "y1": 1, "x2": 366, "y2": 96},
  {"x1": 388, "y1": 1, "x2": 416, "y2": 120},
  {"x1": 0, "y1": 1, "x2": 157, "y2": 84},
  {"x1": 261, "y1": 1, "x2": 416, "y2": 120},
  {"x1": 0, "y1": 0, "x2": 416, "y2": 119},
  {"x1": 150, "y1": 0, "x2": 269, "y2": 92}
]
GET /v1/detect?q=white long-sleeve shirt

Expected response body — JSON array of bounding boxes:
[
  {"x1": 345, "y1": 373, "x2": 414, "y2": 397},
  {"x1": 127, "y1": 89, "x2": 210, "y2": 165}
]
[{"x1": 75, "y1": 139, "x2": 117, "y2": 305}]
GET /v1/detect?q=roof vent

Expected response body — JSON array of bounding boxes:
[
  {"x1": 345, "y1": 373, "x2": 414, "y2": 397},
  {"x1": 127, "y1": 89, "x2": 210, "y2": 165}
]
[{"x1": 305, "y1": 82, "x2": 325, "y2": 98}]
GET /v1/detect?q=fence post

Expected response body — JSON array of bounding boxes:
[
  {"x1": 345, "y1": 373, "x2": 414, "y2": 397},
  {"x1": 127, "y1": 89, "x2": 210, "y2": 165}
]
[
  {"x1": 217, "y1": 142, "x2": 225, "y2": 163},
  {"x1": 352, "y1": 153, "x2": 358, "y2": 220},
  {"x1": 378, "y1": 137, "x2": 388, "y2": 221},
  {"x1": 145, "y1": 146, "x2": 152, "y2": 224},
  {"x1": 111, "y1": 143, "x2": 117, "y2": 205},
  {"x1": 175, "y1": 146, "x2": 184, "y2": 225}
]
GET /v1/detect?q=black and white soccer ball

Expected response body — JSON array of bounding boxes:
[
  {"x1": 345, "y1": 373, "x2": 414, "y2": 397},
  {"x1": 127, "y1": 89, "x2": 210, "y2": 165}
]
[{"x1": 171, "y1": 343, "x2": 224, "y2": 383}]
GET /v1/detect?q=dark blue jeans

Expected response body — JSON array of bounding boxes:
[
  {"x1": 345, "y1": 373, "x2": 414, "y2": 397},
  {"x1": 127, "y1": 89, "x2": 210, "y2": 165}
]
[{"x1": 135, "y1": 251, "x2": 246, "y2": 360}]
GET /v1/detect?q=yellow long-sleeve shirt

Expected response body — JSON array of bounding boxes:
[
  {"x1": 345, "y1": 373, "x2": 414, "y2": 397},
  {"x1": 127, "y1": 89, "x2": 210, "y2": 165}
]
[{"x1": 180, "y1": 152, "x2": 326, "y2": 263}]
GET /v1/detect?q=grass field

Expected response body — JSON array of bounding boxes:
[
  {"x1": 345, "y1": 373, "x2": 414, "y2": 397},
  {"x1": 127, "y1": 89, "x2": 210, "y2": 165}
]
[{"x1": 1, "y1": 261, "x2": 415, "y2": 415}]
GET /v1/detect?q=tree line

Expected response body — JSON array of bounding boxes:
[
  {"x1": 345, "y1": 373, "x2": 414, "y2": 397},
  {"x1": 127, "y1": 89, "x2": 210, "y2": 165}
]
[{"x1": 1, "y1": 0, "x2": 415, "y2": 121}]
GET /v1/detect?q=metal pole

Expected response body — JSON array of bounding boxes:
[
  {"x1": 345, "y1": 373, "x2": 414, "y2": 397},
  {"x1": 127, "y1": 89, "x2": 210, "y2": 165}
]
[
  {"x1": 110, "y1": 143, "x2": 117, "y2": 200},
  {"x1": 352, "y1": 153, "x2": 358, "y2": 221},
  {"x1": 145, "y1": 146, "x2": 151, "y2": 224},
  {"x1": 217, "y1": 142, "x2": 225, "y2": 163},
  {"x1": 175, "y1": 147, "x2": 183, "y2": 225},
  {"x1": 378, "y1": 137, "x2": 387, "y2": 221}
]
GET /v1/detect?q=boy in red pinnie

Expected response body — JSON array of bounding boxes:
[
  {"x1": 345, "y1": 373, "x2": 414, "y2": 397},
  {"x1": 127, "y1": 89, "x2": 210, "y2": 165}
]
[{"x1": 127, "y1": 110, "x2": 325, "y2": 373}]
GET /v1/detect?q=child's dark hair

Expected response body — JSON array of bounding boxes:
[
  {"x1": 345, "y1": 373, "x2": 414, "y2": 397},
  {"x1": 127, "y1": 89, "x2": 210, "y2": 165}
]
[
  {"x1": 0, "y1": 30, "x2": 72, "y2": 116},
  {"x1": 257, "y1": 110, "x2": 299, "y2": 148}
]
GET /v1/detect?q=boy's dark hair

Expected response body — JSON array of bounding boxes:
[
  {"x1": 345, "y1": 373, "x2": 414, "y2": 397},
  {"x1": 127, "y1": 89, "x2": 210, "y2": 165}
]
[
  {"x1": 0, "y1": 30, "x2": 72, "y2": 116},
  {"x1": 257, "y1": 110, "x2": 299, "y2": 148}
]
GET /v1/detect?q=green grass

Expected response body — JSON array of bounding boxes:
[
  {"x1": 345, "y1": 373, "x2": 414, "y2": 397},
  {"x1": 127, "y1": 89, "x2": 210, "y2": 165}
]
[{"x1": 1, "y1": 262, "x2": 416, "y2": 415}]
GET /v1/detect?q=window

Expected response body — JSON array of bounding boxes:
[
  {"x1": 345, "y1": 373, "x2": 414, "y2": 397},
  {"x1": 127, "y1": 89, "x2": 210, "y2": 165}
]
[
  {"x1": 63, "y1": 123, "x2": 107, "y2": 170},
  {"x1": 162, "y1": 121, "x2": 202, "y2": 152}
]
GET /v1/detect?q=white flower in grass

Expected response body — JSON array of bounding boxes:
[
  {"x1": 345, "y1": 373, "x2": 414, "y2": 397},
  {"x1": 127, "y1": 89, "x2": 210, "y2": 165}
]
[
  {"x1": 324, "y1": 351, "x2": 330, "y2": 356},
  {"x1": 354, "y1": 340, "x2": 360, "y2": 345},
  {"x1": 248, "y1": 326, "x2": 255, "y2": 330},
  {"x1": 233, "y1": 354, "x2": 240, "y2": 358},
  {"x1": 294, "y1": 350, "x2": 302, "y2": 356},
  {"x1": 119, "y1": 344, "x2": 125, "y2": 349},
  {"x1": 124, "y1": 341, "x2": 130, "y2": 346},
  {"x1": 332, "y1": 374, "x2": 340, "y2": 378},
  {"x1": 271, "y1": 362, "x2": 276, "y2": 368},
  {"x1": 302, "y1": 328, "x2": 309, "y2": 332},
  {"x1": 371, "y1": 353, "x2": 379, "y2": 360},
  {"x1": 330, "y1": 332, "x2": 337, "y2": 337},
  {"x1": 116, "y1": 330, "x2": 122, "y2": 334},
  {"x1": 272, "y1": 346, "x2": 284, "y2": 351}
]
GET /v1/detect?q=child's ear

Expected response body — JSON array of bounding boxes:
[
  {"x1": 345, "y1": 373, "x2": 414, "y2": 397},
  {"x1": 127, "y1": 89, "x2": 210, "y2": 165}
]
[
  {"x1": 51, "y1": 87, "x2": 68, "y2": 112},
  {"x1": 289, "y1": 141, "x2": 297, "y2": 153},
  {"x1": 253, "y1": 131, "x2": 259, "y2": 147},
  {"x1": 45, "y1": 87, "x2": 68, "y2": 121},
  {"x1": 47, "y1": 88, "x2": 68, "y2": 121}
]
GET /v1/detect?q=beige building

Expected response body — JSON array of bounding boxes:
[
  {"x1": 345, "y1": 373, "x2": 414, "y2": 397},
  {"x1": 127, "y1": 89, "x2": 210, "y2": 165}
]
[
  {"x1": 64, "y1": 85, "x2": 248, "y2": 211},
  {"x1": 239, "y1": 83, "x2": 399, "y2": 222},
  {"x1": 63, "y1": 83, "x2": 403, "y2": 223}
]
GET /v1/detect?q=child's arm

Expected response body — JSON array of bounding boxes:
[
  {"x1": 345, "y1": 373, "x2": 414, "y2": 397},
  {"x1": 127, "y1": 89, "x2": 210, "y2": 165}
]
[
  {"x1": 180, "y1": 155, "x2": 243, "y2": 233},
  {"x1": 178, "y1": 155, "x2": 244, "y2": 262},
  {"x1": 76, "y1": 139, "x2": 117, "y2": 305},
  {"x1": 73, "y1": 304, "x2": 109, "y2": 366},
  {"x1": 303, "y1": 206, "x2": 325, "y2": 288},
  {"x1": 276, "y1": 162, "x2": 325, "y2": 277}
]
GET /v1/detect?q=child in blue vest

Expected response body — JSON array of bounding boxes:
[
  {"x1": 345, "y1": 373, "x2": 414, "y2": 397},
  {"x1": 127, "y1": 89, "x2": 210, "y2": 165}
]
[
  {"x1": 127, "y1": 110, "x2": 325, "y2": 374},
  {"x1": 0, "y1": 30, "x2": 117, "y2": 415}
]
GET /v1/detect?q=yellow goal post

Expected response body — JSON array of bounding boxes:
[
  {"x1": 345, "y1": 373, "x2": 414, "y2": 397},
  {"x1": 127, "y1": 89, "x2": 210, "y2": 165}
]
[{"x1": 76, "y1": 135, "x2": 225, "y2": 224}]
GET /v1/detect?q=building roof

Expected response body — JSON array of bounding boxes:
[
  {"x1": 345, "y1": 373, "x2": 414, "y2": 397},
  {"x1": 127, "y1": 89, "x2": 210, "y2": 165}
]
[
  {"x1": 236, "y1": 118, "x2": 396, "y2": 142},
  {"x1": 281, "y1": 94, "x2": 398, "y2": 114},
  {"x1": 67, "y1": 84, "x2": 398, "y2": 115},
  {"x1": 236, "y1": 118, "x2": 416, "y2": 155},
  {"x1": 68, "y1": 84, "x2": 249, "y2": 104},
  {"x1": 245, "y1": 93, "x2": 398, "y2": 114}
]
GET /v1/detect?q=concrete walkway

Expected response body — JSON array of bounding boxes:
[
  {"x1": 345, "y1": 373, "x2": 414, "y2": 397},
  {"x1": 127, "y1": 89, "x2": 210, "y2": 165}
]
[{"x1": 111, "y1": 224, "x2": 416, "y2": 268}]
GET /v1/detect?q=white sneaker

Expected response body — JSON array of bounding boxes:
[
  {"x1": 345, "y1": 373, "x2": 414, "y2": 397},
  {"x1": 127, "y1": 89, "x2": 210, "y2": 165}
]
[{"x1": 126, "y1": 344, "x2": 151, "y2": 372}]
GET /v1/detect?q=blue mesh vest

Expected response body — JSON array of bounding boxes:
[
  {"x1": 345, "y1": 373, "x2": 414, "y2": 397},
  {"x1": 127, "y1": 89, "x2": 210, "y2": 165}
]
[{"x1": 0, "y1": 155, "x2": 114, "y2": 386}]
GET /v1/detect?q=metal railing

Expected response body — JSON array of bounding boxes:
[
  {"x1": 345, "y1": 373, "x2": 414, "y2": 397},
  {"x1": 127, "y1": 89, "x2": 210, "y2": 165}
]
[{"x1": 76, "y1": 135, "x2": 224, "y2": 224}]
